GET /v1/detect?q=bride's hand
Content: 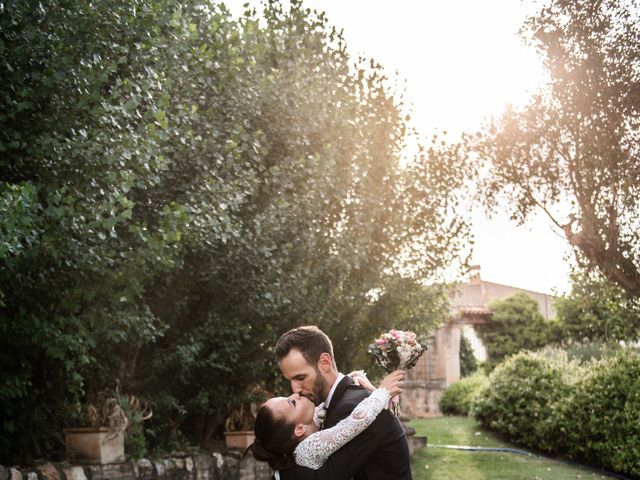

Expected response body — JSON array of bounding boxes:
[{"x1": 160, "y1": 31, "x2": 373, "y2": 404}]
[
  {"x1": 349, "y1": 370, "x2": 375, "y2": 392},
  {"x1": 379, "y1": 370, "x2": 404, "y2": 397}
]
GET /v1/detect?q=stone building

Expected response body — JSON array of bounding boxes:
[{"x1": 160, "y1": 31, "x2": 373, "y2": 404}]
[{"x1": 401, "y1": 266, "x2": 557, "y2": 417}]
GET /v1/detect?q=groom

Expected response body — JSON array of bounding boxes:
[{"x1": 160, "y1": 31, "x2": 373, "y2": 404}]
[{"x1": 273, "y1": 325, "x2": 412, "y2": 480}]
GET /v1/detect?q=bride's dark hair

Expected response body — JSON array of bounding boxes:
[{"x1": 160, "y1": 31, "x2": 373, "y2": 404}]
[{"x1": 249, "y1": 402, "x2": 299, "y2": 471}]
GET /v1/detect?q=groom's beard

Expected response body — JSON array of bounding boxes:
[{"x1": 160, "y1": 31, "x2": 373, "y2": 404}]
[{"x1": 309, "y1": 368, "x2": 329, "y2": 406}]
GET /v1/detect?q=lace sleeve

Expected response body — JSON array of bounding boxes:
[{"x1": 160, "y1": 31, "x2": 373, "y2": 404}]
[{"x1": 293, "y1": 387, "x2": 391, "y2": 470}]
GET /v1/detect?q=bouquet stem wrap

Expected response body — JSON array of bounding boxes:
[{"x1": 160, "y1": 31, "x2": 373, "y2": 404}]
[{"x1": 368, "y1": 329, "x2": 427, "y2": 416}]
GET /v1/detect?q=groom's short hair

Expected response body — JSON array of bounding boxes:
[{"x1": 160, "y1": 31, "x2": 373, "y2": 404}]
[{"x1": 275, "y1": 325, "x2": 335, "y2": 366}]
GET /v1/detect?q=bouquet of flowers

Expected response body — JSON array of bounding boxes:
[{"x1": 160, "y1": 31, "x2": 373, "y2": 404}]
[{"x1": 368, "y1": 329, "x2": 427, "y2": 415}]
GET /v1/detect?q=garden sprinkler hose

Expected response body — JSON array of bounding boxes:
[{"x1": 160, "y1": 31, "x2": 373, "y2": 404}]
[{"x1": 428, "y1": 444, "x2": 634, "y2": 480}]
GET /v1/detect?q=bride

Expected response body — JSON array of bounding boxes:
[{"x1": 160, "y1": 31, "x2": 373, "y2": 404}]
[{"x1": 249, "y1": 370, "x2": 404, "y2": 474}]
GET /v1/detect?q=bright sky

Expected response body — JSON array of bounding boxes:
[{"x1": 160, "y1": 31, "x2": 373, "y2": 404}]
[{"x1": 225, "y1": 0, "x2": 573, "y2": 295}]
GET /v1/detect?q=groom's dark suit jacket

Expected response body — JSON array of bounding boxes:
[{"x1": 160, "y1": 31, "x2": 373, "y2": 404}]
[{"x1": 276, "y1": 376, "x2": 412, "y2": 480}]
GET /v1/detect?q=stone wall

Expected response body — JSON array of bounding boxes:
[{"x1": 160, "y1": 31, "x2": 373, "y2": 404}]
[
  {"x1": 0, "y1": 452, "x2": 272, "y2": 480},
  {"x1": 403, "y1": 319, "x2": 462, "y2": 417}
]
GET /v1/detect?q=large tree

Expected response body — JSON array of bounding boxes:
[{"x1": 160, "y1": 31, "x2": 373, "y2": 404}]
[
  {"x1": 476, "y1": 293, "x2": 552, "y2": 371},
  {"x1": 0, "y1": 0, "x2": 468, "y2": 459},
  {"x1": 470, "y1": 0, "x2": 640, "y2": 297},
  {"x1": 554, "y1": 270, "x2": 640, "y2": 344}
]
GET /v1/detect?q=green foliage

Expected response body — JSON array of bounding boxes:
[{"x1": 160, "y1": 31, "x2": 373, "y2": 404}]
[
  {"x1": 561, "y1": 340, "x2": 624, "y2": 363},
  {"x1": 476, "y1": 293, "x2": 552, "y2": 371},
  {"x1": 353, "y1": 277, "x2": 452, "y2": 372},
  {"x1": 554, "y1": 271, "x2": 640, "y2": 343},
  {"x1": 473, "y1": 351, "x2": 580, "y2": 453},
  {"x1": 472, "y1": 348, "x2": 640, "y2": 478},
  {"x1": 459, "y1": 333, "x2": 478, "y2": 377},
  {"x1": 114, "y1": 393, "x2": 152, "y2": 460},
  {"x1": 440, "y1": 371, "x2": 488, "y2": 416},
  {"x1": 558, "y1": 351, "x2": 640, "y2": 477},
  {"x1": 0, "y1": 0, "x2": 469, "y2": 461},
  {"x1": 468, "y1": 0, "x2": 640, "y2": 297},
  {"x1": 1, "y1": 0, "x2": 188, "y2": 461}
]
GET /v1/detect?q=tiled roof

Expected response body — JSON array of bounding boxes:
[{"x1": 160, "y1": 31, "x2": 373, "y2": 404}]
[{"x1": 450, "y1": 279, "x2": 557, "y2": 320}]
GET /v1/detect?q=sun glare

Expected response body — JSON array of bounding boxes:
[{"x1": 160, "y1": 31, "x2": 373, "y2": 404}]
[
  {"x1": 297, "y1": 0, "x2": 547, "y2": 136},
  {"x1": 223, "y1": 0, "x2": 570, "y2": 294},
  {"x1": 224, "y1": 0, "x2": 547, "y2": 136}
]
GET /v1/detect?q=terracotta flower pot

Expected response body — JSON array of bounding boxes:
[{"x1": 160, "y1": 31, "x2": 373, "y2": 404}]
[
  {"x1": 224, "y1": 430, "x2": 255, "y2": 450},
  {"x1": 63, "y1": 427, "x2": 125, "y2": 464}
]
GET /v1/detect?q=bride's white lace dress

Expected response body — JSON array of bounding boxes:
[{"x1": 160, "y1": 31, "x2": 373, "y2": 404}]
[{"x1": 293, "y1": 387, "x2": 391, "y2": 469}]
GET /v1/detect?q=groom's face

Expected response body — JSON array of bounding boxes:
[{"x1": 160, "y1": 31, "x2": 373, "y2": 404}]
[{"x1": 279, "y1": 348, "x2": 329, "y2": 406}]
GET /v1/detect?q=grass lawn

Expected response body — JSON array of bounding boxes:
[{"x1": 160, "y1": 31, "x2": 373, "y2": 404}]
[{"x1": 410, "y1": 416, "x2": 615, "y2": 480}]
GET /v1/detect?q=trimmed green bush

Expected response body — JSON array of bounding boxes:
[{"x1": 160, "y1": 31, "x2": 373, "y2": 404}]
[
  {"x1": 440, "y1": 371, "x2": 488, "y2": 415},
  {"x1": 472, "y1": 350, "x2": 580, "y2": 453},
  {"x1": 476, "y1": 293, "x2": 553, "y2": 372},
  {"x1": 559, "y1": 351, "x2": 640, "y2": 477},
  {"x1": 472, "y1": 348, "x2": 640, "y2": 478},
  {"x1": 459, "y1": 334, "x2": 478, "y2": 377}
]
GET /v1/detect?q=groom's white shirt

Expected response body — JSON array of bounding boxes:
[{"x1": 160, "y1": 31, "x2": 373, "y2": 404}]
[
  {"x1": 273, "y1": 372, "x2": 346, "y2": 479},
  {"x1": 325, "y1": 372, "x2": 345, "y2": 408}
]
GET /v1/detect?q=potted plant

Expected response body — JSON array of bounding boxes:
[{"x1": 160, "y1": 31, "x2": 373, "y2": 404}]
[
  {"x1": 223, "y1": 402, "x2": 258, "y2": 450},
  {"x1": 64, "y1": 389, "x2": 152, "y2": 464}
]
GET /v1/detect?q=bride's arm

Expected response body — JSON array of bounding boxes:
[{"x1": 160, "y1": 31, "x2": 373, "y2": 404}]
[
  {"x1": 293, "y1": 386, "x2": 391, "y2": 469},
  {"x1": 292, "y1": 369, "x2": 404, "y2": 470}
]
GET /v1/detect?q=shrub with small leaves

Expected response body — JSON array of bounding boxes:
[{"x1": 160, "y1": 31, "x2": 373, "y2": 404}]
[
  {"x1": 559, "y1": 351, "x2": 640, "y2": 477},
  {"x1": 440, "y1": 371, "x2": 488, "y2": 416},
  {"x1": 473, "y1": 350, "x2": 581, "y2": 453},
  {"x1": 476, "y1": 293, "x2": 553, "y2": 372},
  {"x1": 459, "y1": 333, "x2": 478, "y2": 377}
]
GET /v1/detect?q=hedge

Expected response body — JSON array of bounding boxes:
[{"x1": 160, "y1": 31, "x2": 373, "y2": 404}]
[
  {"x1": 559, "y1": 352, "x2": 640, "y2": 477},
  {"x1": 472, "y1": 350, "x2": 578, "y2": 453},
  {"x1": 472, "y1": 348, "x2": 640, "y2": 477},
  {"x1": 440, "y1": 371, "x2": 488, "y2": 416}
]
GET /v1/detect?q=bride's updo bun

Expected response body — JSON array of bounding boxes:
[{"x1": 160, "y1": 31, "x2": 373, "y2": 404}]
[{"x1": 249, "y1": 402, "x2": 298, "y2": 471}]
